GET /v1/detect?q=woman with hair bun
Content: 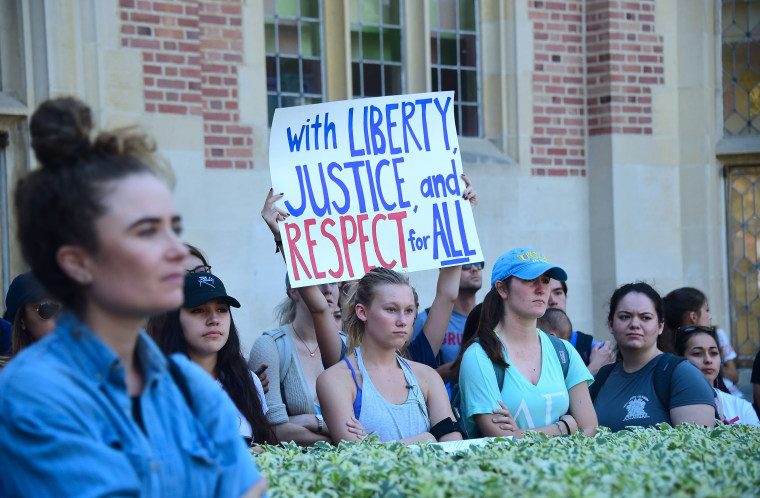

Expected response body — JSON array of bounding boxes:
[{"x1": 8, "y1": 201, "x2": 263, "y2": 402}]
[{"x1": 0, "y1": 97, "x2": 265, "y2": 496}]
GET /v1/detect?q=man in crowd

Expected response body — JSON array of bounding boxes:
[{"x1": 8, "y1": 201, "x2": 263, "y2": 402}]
[
  {"x1": 547, "y1": 279, "x2": 614, "y2": 374},
  {"x1": 412, "y1": 262, "x2": 483, "y2": 383}
]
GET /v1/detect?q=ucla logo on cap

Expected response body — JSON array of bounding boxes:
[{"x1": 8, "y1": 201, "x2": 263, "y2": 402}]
[
  {"x1": 518, "y1": 251, "x2": 547, "y2": 262},
  {"x1": 198, "y1": 276, "x2": 215, "y2": 288}
]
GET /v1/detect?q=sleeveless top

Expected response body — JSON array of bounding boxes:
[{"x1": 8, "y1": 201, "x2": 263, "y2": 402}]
[{"x1": 343, "y1": 348, "x2": 430, "y2": 442}]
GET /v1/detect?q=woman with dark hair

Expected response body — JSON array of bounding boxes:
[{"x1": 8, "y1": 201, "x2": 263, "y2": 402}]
[
  {"x1": 673, "y1": 326, "x2": 758, "y2": 426},
  {"x1": 454, "y1": 248, "x2": 596, "y2": 439},
  {"x1": 3, "y1": 272, "x2": 61, "y2": 355},
  {"x1": 148, "y1": 272, "x2": 275, "y2": 446},
  {"x1": 662, "y1": 287, "x2": 740, "y2": 390},
  {"x1": 591, "y1": 283, "x2": 716, "y2": 432},
  {"x1": 0, "y1": 97, "x2": 264, "y2": 496}
]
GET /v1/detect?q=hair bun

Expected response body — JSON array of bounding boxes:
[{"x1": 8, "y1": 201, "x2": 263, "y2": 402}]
[{"x1": 30, "y1": 97, "x2": 93, "y2": 170}]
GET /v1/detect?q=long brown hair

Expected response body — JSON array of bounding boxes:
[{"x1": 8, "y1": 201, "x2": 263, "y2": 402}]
[{"x1": 452, "y1": 278, "x2": 513, "y2": 376}]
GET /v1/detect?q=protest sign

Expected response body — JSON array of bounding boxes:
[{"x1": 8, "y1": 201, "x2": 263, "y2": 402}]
[{"x1": 269, "y1": 91, "x2": 483, "y2": 288}]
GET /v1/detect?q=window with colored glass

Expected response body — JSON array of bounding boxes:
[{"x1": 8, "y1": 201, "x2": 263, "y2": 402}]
[
  {"x1": 430, "y1": 0, "x2": 480, "y2": 137},
  {"x1": 265, "y1": 0, "x2": 325, "y2": 125},
  {"x1": 349, "y1": 0, "x2": 403, "y2": 98},
  {"x1": 722, "y1": 0, "x2": 760, "y2": 136}
]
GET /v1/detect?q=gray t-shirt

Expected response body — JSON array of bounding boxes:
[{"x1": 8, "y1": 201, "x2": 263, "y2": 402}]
[{"x1": 594, "y1": 355, "x2": 715, "y2": 432}]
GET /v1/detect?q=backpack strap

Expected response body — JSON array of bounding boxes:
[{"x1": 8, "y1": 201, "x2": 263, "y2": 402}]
[
  {"x1": 263, "y1": 325, "x2": 292, "y2": 382},
  {"x1": 546, "y1": 333, "x2": 570, "y2": 380},
  {"x1": 589, "y1": 362, "x2": 616, "y2": 402},
  {"x1": 473, "y1": 337, "x2": 505, "y2": 391},
  {"x1": 652, "y1": 353, "x2": 686, "y2": 410},
  {"x1": 167, "y1": 355, "x2": 194, "y2": 413}
]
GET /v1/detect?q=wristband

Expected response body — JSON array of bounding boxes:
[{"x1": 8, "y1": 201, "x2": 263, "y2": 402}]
[
  {"x1": 559, "y1": 418, "x2": 571, "y2": 435},
  {"x1": 430, "y1": 417, "x2": 462, "y2": 440},
  {"x1": 275, "y1": 239, "x2": 283, "y2": 253},
  {"x1": 555, "y1": 421, "x2": 564, "y2": 436}
]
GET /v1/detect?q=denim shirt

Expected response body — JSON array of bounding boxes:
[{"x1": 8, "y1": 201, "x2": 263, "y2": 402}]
[{"x1": 0, "y1": 311, "x2": 261, "y2": 496}]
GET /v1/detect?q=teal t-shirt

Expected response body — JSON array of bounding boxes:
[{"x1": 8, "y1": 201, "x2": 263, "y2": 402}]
[{"x1": 458, "y1": 329, "x2": 593, "y2": 438}]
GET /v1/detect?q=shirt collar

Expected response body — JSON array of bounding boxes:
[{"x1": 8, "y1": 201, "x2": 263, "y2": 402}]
[{"x1": 56, "y1": 311, "x2": 169, "y2": 387}]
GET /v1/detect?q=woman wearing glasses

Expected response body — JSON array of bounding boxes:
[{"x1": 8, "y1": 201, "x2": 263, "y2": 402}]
[
  {"x1": 0, "y1": 97, "x2": 265, "y2": 496},
  {"x1": 590, "y1": 283, "x2": 716, "y2": 432},
  {"x1": 674, "y1": 326, "x2": 759, "y2": 426},
  {"x1": 318, "y1": 267, "x2": 463, "y2": 443},
  {"x1": 3, "y1": 272, "x2": 61, "y2": 354}
]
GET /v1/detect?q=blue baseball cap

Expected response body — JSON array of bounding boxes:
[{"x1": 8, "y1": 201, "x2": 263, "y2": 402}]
[{"x1": 490, "y1": 248, "x2": 568, "y2": 288}]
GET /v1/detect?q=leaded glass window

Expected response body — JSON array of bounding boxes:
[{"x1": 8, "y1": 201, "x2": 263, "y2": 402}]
[
  {"x1": 349, "y1": 0, "x2": 403, "y2": 97},
  {"x1": 726, "y1": 168, "x2": 760, "y2": 363},
  {"x1": 722, "y1": 0, "x2": 760, "y2": 136},
  {"x1": 430, "y1": 0, "x2": 480, "y2": 137},
  {"x1": 265, "y1": 0, "x2": 324, "y2": 125}
]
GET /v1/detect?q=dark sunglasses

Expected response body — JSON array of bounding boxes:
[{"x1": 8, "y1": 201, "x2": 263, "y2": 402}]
[
  {"x1": 35, "y1": 301, "x2": 61, "y2": 320},
  {"x1": 187, "y1": 265, "x2": 212, "y2": 274},
  {"x1": 462, "y1": 262, "x2": 484, "y2": 271}
]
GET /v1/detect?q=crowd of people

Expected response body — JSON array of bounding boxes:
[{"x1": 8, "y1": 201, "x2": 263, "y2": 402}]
[{"x1": 1, "y1": 97, "x2": 759, "y2": 494}]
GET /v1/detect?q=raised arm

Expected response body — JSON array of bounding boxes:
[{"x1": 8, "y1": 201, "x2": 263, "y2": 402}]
[
  {"x1": 422, "y1": 265, "x2": 462, "y2": 355},
  {"x1": 423, "y1": 173, "x2": 477, "y2": 356},
  {"x1": 297, "y1": 286, "x2": 344, "y2": 367},
  {"x1": 261, "y1": 188, "x2": 289, "y2": 265}
]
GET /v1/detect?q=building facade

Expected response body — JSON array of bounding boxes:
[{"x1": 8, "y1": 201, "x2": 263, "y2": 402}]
[{"x1": 1, "y1": 0, "x2": 758, "y2": 363}]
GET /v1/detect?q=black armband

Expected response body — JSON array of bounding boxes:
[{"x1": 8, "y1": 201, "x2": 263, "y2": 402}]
[{"x1": 430, "y1": 417, "x2": 462, "y2": 440}]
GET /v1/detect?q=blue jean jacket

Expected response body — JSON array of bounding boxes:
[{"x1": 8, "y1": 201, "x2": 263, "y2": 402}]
[{"x1": 0, "y1": 311, "x2": 262, "y2": 496}]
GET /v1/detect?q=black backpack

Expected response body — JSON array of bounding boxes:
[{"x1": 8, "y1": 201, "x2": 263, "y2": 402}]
[
  {"x1": 450, "y1": 334, "x2": 571, "y2": 438},
  {"x1": 574, "y1": 331, "x2": 595, "y2": 366},
  {"x1": 589, "y1": 353, "x2": 686, "y2": 408}
]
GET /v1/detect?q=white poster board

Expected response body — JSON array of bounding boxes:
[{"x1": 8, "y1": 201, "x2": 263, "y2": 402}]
[{"x1": 269, "y1": 91, "x2": 483, "y2": 288}]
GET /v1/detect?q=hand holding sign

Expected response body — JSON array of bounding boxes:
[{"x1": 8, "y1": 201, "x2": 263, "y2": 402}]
[{"x1": 269, "y1": 92, "x2": 483, "y2": 287}]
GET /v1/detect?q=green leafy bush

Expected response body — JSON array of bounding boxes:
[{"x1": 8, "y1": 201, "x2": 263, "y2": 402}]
[{"x1": 254, "y1": 424, "x2": 760, "y2": 497}]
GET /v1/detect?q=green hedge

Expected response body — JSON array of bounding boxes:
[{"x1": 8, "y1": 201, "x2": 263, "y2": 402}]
[{"x1": 254, "y1": 424, "x2": 760, "y2": 497}]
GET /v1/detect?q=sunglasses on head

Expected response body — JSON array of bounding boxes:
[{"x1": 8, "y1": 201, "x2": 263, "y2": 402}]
[
  {"x1": 186, "y1": 265, "x2": 212, "y2": 274},
  {"x1": 35, "y1": 301, "x2": 61, "y2": 320},
  {"x1": 462, "y1": 262, "x2": 484, "y2": 271},
  {"x1": 677, "y1": 325, "x2": 716, "y2": 335}
]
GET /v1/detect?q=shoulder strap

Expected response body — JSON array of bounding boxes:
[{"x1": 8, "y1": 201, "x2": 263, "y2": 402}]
[
  {"x1": 473, "y1": 337, "x2": 505, "y2": 391},
  {"x1": 652, "y1": 353, "x2": 687, "y2": 410},
  {"x1": 167, "y1": 355, "x2": 194, "y2": 413},
  {"x1": 263, "y1": 326, "x2": 292, "y2": 381},
  {"x1": 589, "y1": 362, "x2": 616, "y2": 402},
  {"x1": 546, "y1": 333, "x2": 569, "y2": 379}
]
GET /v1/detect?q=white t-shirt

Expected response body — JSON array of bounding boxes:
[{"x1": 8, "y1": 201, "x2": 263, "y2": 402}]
[
  {"x1": 716, "y1": 388, "x2": 759, "y2": 426},
  {"x1": 216, "y1": 371, "x2": 268, "y2": 438}
]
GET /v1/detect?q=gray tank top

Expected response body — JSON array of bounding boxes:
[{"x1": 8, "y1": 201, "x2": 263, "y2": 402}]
[{"x1": 352, "y1": 348, "x2": 430, "y2": 442}]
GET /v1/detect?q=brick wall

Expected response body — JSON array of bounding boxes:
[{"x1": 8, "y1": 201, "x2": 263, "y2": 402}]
[
  {"x1": 529, "y1": 0, "x2": 587, "y2": 177},
  {"x1": 529, "y1": 0, "x2": 665, "y2": 176},
  {"x1": 586, "y1": 0, "x2": 664, "y2": 136},
  {"x1": 120, "y1": 0, "x2": 253, "y2": 169}
]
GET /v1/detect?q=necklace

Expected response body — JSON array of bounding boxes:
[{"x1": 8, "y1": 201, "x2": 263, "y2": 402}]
[{"x1": 292, "y1": 323, "x2": 319, "y2": 357}]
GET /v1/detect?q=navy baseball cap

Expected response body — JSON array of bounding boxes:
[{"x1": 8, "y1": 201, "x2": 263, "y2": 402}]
[
  {"x1": 3, "y1": 272, "x2": 49, "y2": 322},
  {"x1": 490, "y1": 248, "x2": 567, "y2": 288},
  {"x1": 183, "y1": 272, "x2": 241, "y2": 309}
]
